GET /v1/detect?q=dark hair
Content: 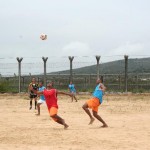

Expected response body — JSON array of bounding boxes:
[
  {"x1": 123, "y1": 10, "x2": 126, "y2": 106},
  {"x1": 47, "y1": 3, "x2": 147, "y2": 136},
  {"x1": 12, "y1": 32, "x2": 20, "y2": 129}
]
[
  {"x1": 100, "y1": 76, "x2": 103, "y2": 83},
  {"x1": 97, "y1": 76, "x2": 103, "y2": 83},
  {"x1": 39, "y1": 81, "x2": 43, "y2": 84},
  {"x1": 31, "y1": 77, "x2": 36, "y2": 82},
  {"x1": 47, "y1": 81, "x2": 54, "y2": 87}
]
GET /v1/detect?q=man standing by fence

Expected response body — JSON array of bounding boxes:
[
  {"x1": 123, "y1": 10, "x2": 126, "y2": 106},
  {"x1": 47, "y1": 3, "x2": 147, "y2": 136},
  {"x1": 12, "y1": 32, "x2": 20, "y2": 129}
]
[
  {"x1": 28, "y1": 77, "x2": 39, "y2": 110},
  {"x1": 68, "y1": 81, "x2": 78, "y2": 102}
]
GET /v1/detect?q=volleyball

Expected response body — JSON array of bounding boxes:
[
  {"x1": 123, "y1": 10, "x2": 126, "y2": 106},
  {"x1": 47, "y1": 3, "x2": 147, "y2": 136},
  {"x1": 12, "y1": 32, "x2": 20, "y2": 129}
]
[{"x1": 40, "y1": 33, "x2": 47, "y2": 40}]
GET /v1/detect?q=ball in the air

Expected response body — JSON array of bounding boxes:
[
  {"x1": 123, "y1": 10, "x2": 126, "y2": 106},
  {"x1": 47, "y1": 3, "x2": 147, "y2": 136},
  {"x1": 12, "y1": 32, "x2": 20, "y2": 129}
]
[{"x1": 40, "y1": 33, "x2": 47, "y2": 40}]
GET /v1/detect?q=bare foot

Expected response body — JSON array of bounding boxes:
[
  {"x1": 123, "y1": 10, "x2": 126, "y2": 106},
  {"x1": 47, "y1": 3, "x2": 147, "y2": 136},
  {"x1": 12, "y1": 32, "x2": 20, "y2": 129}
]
[
  {"x1": 88, "y1": 118, "x2": 95, "y2": 125},
  {"x1": 35, "y1": 114, "x2": 40, "y2": 116},
  {"x1": 62, "y1": 119, "x2": 69, "y2": 129},
  {"x1": 64, "y1": 124, "x2": 69, "y2": 129},
  {"x1": 100, "y1": 124, "x2": 108, "y2": 128}
]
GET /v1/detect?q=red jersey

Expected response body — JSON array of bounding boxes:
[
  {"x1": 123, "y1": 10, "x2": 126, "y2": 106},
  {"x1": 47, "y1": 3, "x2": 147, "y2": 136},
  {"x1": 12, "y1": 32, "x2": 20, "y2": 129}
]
[{"x1": 43, "y1": 89, "x2": 58, "y2": 109}]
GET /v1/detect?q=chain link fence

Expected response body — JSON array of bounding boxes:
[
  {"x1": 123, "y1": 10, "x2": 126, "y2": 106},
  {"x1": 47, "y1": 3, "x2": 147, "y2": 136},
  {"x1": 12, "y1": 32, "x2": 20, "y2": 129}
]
[{"x1": 0, "y1": 55, "x2": 150, "y2": 93}]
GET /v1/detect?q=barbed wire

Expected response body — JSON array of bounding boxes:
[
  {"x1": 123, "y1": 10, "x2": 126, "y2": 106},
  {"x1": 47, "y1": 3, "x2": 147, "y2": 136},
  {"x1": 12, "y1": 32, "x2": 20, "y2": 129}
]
[{"x1": 0, "y1": 55, "x2": 150, "y2": 76}]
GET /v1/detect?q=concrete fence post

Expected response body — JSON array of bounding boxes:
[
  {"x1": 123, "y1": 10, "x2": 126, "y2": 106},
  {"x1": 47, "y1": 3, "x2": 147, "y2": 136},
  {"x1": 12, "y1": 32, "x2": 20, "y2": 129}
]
[
  {"x1": 16, "y1": 57, "x2": 23, "y2": 93},
  {"x1": 42, "y1": 57, "x2": 48, "y2": 86},
  {"x1": 124, "y1": 55, "x2": 128, "y2": 92},
  {"x1": 68, "y1": 56, "x2": 74, "y2": 82},
  {"x1": 95, "y1": 55, "x2": 101, "y2": 79}
]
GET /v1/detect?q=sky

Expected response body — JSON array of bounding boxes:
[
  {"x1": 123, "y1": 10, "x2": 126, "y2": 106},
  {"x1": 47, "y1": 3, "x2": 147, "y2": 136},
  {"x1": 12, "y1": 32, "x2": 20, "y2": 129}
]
[{"x1": 0, "y1": 0, "x2": 150, "y2": 65}]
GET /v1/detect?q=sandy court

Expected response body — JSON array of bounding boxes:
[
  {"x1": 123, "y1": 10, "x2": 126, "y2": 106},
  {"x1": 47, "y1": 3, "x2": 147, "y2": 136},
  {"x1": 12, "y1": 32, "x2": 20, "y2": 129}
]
[{"x1": 0, "y1": 93, "x2": 150, "y2": 150}]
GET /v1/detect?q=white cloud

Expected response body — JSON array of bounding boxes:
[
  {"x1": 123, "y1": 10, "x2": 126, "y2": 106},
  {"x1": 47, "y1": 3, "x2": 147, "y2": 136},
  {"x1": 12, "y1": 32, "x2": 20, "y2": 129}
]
[
  {"x1": 110, "y1": 42, "x2": 144, "y2": 56},
  {"x1": 61, "y1": 41, "x2": 92, "y2": 56}
]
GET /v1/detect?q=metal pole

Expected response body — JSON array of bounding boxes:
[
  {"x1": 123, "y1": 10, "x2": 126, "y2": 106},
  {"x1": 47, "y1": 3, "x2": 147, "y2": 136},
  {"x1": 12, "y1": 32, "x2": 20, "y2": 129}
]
[
  {"x1": 89, "y1": 74, "x2": 91, "y2": 86},
  {"x1": 124, "y1": 55, "x2": 128, "y2": 92},
  {"x1": 136, "y1": 74, "x2": 138, "y2": 92},
  {"x1": 119, "y1": 74, "x2": 121, "y2": 90},
  {"x1": 68, "y1": 56, "x2": 74, "y2": 82},
  {"x1": 29, "y1": 73, "x2": 32, "y2": 82},
  {"x1": 96, "y1": 55, "x2": 101, "y2": 79},
  {"x1": 42, "y1": 57, "x2": 48, "y2": 86},
  {"x1": 16, "y1": 57, "x2": 23, "y2": 93}
]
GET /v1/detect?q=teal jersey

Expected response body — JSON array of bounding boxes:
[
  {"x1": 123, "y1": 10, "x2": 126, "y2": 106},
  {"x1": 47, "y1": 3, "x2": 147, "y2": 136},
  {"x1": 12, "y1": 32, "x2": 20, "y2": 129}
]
[
  {"x1": 68, "y1": 84, "x2": 76, "y2": 93},
  {"x1": 93, "y1": 84, "x2": 104, "y2": 104},
  {"x1": 39, "y1": 86, "x2": 46, "y2": 100}
]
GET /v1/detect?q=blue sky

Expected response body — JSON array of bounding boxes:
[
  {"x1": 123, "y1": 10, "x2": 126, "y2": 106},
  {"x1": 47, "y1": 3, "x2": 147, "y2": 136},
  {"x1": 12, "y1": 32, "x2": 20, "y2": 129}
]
[{"x1": 0, "y1": 0, "x2": 150, "y2": 63}]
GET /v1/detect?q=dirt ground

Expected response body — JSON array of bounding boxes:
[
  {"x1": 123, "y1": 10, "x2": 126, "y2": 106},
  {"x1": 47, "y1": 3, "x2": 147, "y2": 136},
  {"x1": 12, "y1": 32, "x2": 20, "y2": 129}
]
[{"x1": 0, "y1": 93, "x2": 150, "y2": 150}]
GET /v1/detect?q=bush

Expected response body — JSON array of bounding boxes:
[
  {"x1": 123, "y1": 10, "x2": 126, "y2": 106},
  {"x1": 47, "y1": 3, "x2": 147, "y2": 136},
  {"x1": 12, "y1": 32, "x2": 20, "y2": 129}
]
[
  {"x1": 0, "y1": 81, "x2": 18, "y2": 93},
  {"x1": 0, "y1": 82, "x2": 7, "y2": 93}
]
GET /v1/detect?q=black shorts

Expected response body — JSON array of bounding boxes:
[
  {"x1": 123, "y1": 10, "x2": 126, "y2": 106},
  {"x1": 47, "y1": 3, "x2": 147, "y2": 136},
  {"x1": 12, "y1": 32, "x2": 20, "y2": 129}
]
[{"x1": 30, "y1": 94, "x2": 37, "y2": 99}]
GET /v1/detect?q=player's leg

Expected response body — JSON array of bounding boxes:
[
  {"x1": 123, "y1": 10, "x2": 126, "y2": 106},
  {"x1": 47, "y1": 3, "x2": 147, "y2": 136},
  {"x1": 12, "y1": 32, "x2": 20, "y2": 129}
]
[
  {"x1": 29, "y1": 95, "x2": 33, "y2": 110},
  {"x1": 36, "y1": 99, "x2": 44, "y2": 115},
  {"x1": 73, "y1": 93, "x2": 78, "y2": 102},
  {"x1": 36, "y1": 103, "x2": 41, "y2": 115},
  {"x1": 51, "y1": 114, "x2": 69, "y2": 129},
  {"x1": 71, "y1": 93, "x2": 73, "y2": 102},
  {"x1": 49, "y1": 107, "x2": 69, "y2": 129},
  {"x1": 34, "y1": 96, "x2": 37, "y2": 110},
  {"x1": 82, "y1": 102, "x2": 95, "y2": 125},
  {"x1": 29, "y1": 99, "x2": 32, "y2": 109},
  {"x1": 92, "y1": 110, "x2": 108, "y2": 127}
]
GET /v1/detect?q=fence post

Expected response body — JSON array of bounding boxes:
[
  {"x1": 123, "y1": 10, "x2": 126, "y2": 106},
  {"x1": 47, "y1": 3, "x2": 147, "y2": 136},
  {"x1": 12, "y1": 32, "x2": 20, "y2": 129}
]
[
  {"x1": 42, "y1": 57, "x2": 48, "y2": 86},
  {"x1": 0, "y1": 74, "x2": 1, "y2": 80},
  {"x1": 29, "y1": 73, "x2": 32, "y2": 81},
  {"x1": 124, "y1": 55, "x2": 128, "y2": 92},
  {"x1": 16, "y1": 57, "x2": 23, "y2": 93},
  {"x1": 22, "y1": 77, "x2": 25, "y2": 87},
  {"x1": 68, "y1": 56, "x2": 74, "y2": 82},
  {"x1": 95, "y1": 55, "x2": 101, "y2": 79},
  {"x1": 118, "y1": 74, "x2": 121, "y2": 91},
  {"x1": 37, "y1": 77, "x2": 40, "y2": 83},
  {"x1": 89, "y1": 74, "x2": 91, "y2": 86},
  {"x1": 136, "y1": 74, "x2": 139, "y2": 92}
]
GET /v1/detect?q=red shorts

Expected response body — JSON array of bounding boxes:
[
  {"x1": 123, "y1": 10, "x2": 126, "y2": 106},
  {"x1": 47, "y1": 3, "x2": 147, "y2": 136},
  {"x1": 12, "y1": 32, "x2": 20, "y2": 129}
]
[{"x1": 86, "y1": 97, "x2": 100, "y2": 112}]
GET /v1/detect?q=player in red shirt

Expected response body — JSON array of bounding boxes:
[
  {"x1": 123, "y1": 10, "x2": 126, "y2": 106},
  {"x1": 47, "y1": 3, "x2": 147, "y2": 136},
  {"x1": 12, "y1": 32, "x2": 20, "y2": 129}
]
[{"x1": 29, "y1": 81, "x2": 72, "y2": 129}]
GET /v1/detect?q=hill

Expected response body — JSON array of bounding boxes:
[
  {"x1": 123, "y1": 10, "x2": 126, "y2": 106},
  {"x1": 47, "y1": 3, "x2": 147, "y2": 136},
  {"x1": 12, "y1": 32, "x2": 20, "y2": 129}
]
[{"x1": 49, "y1": 57, "x2": 150, "y2": 74}]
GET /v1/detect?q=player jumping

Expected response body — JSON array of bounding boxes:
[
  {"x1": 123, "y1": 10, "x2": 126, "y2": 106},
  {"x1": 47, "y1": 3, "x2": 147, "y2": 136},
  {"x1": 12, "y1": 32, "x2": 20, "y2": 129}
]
[
  {"x1": 68, "y1": 81, "x2": 78, "y2": 102},
  {"x1": 29, "y1": 81, "x2": 73, "y2": 129},
  {"x1": 82, "y1": 78, "x2": 108, "y2": 128}
]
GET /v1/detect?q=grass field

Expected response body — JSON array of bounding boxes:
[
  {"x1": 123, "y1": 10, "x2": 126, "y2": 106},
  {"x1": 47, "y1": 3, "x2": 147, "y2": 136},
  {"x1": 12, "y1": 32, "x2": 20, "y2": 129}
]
[{"x1": 0, "y1": 93, "x2": 150, "y2": 150}]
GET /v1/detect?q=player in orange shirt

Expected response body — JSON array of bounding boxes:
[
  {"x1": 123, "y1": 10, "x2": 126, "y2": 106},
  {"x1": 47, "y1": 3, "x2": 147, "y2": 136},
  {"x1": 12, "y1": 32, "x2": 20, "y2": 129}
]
[{"x1": 29, "y1": 81, "x2": 73, "y2": 129}]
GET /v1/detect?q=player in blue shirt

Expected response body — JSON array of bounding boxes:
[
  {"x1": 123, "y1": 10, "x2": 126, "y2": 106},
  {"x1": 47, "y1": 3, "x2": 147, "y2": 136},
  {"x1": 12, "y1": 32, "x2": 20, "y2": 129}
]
[
  {"x1": 68, "y1": 81, "x2": 78, "y2": 102},
  {"x1": 82, "y1": 78, "x2": 108, "y2": 127},
  {"x1": 36, "y1": 81, "x2": 46, "y2": 116}
]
